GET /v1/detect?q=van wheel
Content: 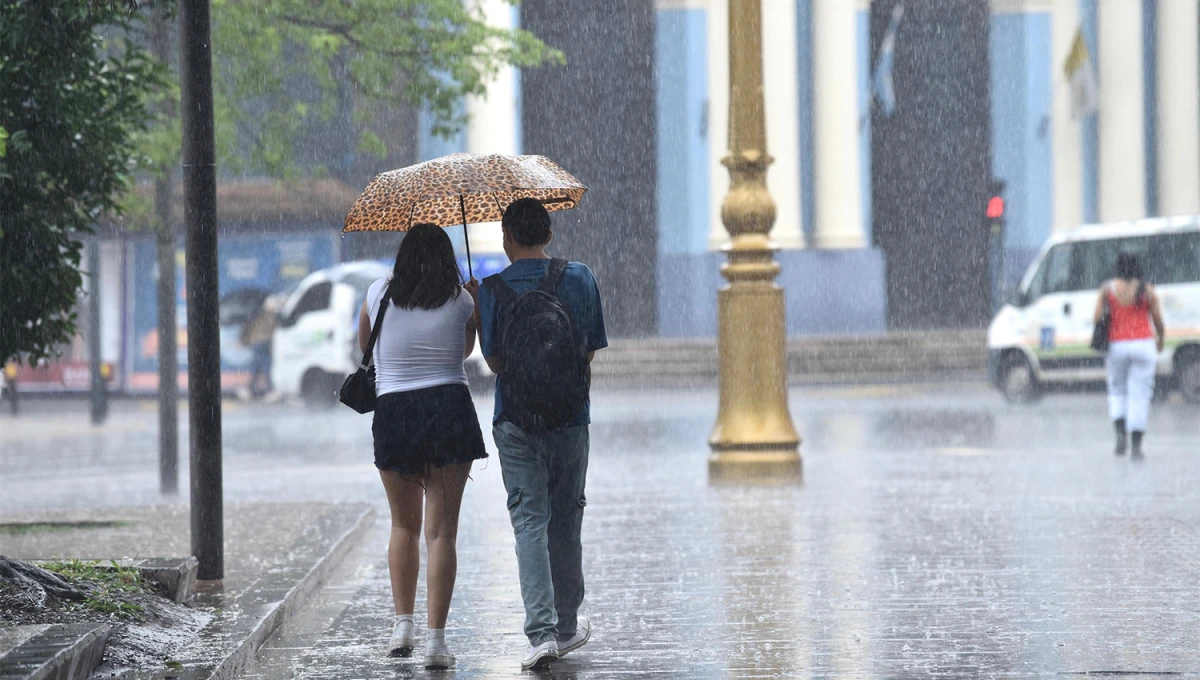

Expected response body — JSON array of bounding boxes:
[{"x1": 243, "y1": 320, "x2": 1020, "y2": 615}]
[
  {"x1": 1177, "y1": 353, "x2": 1200, "y2": 405},
  {"x1": 302, "y1": 370, "x2": 338, "y2": 410},
  {"x1": 1000, "y1": 355, "x2": 1041, "y2": 404}
]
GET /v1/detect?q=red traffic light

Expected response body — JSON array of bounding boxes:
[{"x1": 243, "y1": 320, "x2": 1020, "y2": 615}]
[{"x1": 986, "y1": 195, "x2": 1005, "y2": 219}]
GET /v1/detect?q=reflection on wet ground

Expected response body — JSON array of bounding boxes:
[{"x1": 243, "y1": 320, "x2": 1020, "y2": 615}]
[{"x1": 3, "y1": 383, "x2": 1200, "y2": 676}]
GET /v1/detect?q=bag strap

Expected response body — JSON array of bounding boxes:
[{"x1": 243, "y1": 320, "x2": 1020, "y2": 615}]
[
  {"x1": 540, "y1": 258, "x2": 568, "y2": 294},
  {"x1": 484, "y1": 273, "x2": 518, "y2": 308},
  {"x1": 360, "y1": 288, "x2": 390, "y2": 369}
]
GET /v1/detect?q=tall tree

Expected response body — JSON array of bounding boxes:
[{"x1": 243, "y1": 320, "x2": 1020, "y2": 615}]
[
  {"x1": 122, "y1": 0, "x2": 559, "y2": 489},
  {"x1": 0, "y1": 0, "x2": 163, "y2": 364}
]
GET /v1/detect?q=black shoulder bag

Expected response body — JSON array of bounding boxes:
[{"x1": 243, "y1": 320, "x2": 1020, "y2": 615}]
[{"x1": 339, "y1": 291, "x2": 389, "y2": 414}]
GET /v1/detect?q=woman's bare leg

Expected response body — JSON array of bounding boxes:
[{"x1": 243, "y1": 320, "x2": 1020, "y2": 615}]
[
  {"x1": 379, "y1": 470, "x2": 424, "y2": 615},
  {"x1": 423, "y1": 462, "x2": 472, "y2": 629}
]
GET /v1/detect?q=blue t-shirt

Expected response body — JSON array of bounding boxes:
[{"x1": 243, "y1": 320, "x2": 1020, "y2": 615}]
[{"x1": 479, "y1": 258, "x2": 608, "y2": 427}]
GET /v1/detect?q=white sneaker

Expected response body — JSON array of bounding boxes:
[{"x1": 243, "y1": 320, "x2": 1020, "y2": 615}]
[
  {"x1": 386, "y1": 618, "x2": 415, "y2": 657},
  {"x1": 424, "y1": 638, "x2": 455, "y2": 670},
  {"x1": 556, "y1": 616, "x2": 591, "y2": 657},
  {"x1": 521, "y1": 639, "x2": 559, "y2": 670}
]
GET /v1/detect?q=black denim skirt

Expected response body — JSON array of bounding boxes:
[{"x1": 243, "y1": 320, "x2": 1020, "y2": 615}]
[{"x1": 372, "y1": 383, "x2": 488, "y2": 476}]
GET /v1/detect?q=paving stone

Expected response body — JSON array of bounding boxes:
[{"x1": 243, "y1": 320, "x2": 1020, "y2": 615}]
[{"x1": 6, "y1": 386, "x2": 1200, "y2": 677}]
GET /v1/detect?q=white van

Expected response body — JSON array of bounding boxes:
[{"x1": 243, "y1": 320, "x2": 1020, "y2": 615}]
[
  {"x1": 272, "y1": 261, "x2": 390, "y2": 407},
  {"x1": 271, "y1": 260, "x2": 494, "y2": 407},
  {"x1": 987, "y1": 216, "x2": 1200, "y2": 404}
]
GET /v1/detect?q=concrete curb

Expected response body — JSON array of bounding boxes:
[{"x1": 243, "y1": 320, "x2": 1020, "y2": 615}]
[
  {"x1": 30, "y1": 558, "x2": 199, "y2": 604},
  {"x1": 124, "y1": 504, "x2": 374, "y2": 680},
  {"x1": 0, "y1": 624, "x2": 110, "y2": 680}
]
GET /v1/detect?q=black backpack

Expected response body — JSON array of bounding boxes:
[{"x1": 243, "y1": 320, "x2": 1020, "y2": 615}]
[{"x1": 485, "y1": 258, "x2": 590, "y2": 431}]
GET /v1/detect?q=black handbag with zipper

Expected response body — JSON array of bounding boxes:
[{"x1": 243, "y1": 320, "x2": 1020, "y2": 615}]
[{"x1": 339, "y1": 291, "x2": 389, "y2": 414}]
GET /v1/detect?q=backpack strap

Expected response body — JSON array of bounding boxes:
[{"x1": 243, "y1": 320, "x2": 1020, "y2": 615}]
[
  {"x1": 484, "y1": 273, "x2": 518, "y2": 308},
  {"x1": 540, "y1": 258, "x2": 568, "y2": 294}
]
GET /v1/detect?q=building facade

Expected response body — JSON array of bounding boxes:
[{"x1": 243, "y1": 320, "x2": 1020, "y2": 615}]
[{"x1": 419, "y1": 0, "x2": 1200, "y2": 337}]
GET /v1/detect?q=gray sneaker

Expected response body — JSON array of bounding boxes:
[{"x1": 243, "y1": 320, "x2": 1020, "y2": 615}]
[
  {"x1": 556, "y1": 616, "x2": 592, "y2": 657},
  {"x1": 521, "y1": 639, "x2": 559, "y2": 670},
  {"x1": 386, "y1": 619, "x2": 415, "y2": 658},
  {"x1": 424, "y1": 638, "x2": 455, "y2": 669}
]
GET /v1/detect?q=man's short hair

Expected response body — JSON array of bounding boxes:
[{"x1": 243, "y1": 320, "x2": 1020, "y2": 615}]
[{"x1": 502, "y1": 198, "x2": 552, "y2": 246}]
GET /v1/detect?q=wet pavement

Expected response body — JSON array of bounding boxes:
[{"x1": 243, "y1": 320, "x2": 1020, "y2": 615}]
[{"x1": 3, "y1": 384, "x2": 1200, "y2": 676}]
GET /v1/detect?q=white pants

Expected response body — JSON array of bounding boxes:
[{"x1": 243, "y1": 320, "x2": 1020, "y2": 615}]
[{"x1": 1106, "y1": 339, "x2": 1157, "y2": 432}]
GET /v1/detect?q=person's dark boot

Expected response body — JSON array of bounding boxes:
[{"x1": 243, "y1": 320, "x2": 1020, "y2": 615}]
[
  {"x1": 1131, "y1": 431, "x2": 1145, "y2": 459},
  {"x1": 1114, "y1": 419, "x2": 1127, "y2": 455}
]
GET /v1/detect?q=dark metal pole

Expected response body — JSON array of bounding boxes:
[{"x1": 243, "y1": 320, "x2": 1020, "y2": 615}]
[
  {"x1": 153, "y1": 3, "x2": 178, "y2": 496},
  {"x1": 180, "y1": 0, "x2": 223, "y2": 580},
  {"x1": 88, "y1": 238, "x2": 108, "y2": 425}
]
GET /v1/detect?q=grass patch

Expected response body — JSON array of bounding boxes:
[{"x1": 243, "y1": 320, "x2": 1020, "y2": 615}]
[
  {"x1": 0, "y1": 520, "x2": 131, "y2": 536},
  {"x1": 42, "y1": 559, "x2": 148, "y2": 619}
]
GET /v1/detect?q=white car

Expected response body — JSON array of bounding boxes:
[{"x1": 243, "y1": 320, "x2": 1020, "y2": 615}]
[
  {"x1": 987, "y1": 215, "x2": 1200, "y2": 404},
  {"x1": 271, "y1": 261, "x2": 493, "y2": 407},
  {"x1": 272, "y1": 261, "x2": 390, "y2": 407}
]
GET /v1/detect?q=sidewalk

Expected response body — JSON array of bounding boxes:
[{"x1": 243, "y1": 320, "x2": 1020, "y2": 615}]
[
  {"x1": 1, "y1": 503, "x2": 372, "y2": 678},
  {"x1": 4, "y1": 387, "x2": 1200, "y2": 676},
  {"x1": 241, "y1": 393, "x2": 1200, "y2": 678}
]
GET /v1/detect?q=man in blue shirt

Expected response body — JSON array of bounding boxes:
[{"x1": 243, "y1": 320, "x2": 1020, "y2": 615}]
[{"x1": 477, "y1": 198, "x2": 607, "y2": 670}]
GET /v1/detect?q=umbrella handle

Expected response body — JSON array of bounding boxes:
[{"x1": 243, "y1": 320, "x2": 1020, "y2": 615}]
[{"x1": 459, "y1": 196, "x2": 473, "y2": 281}]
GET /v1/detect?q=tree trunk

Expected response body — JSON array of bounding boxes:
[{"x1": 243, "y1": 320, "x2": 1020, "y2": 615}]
[{"x1": 0, "y1": 555, "x2": 86, "y2": 612}]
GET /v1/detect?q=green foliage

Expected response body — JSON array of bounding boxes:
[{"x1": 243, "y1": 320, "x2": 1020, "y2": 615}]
[
  {"x1": 42, "y1": 559, "x2": 148, "y2": 619},
  {"x1": 206, "y1": 0, "x2": 562, "y2": 175},
  {"x1": 0, "y1": 0, "x2": 164, "y2": 364},
  {"x1": 0, "y1": 126, "x2": 8, "y2": 157}
]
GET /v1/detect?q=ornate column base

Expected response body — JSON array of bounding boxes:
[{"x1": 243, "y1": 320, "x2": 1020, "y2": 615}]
[
  {"x1": 708, "y1": 230, "x2": 801, "y2": 483},
  {"x1": 709, "y1": 450, "x2": 802, "y2": 484}
]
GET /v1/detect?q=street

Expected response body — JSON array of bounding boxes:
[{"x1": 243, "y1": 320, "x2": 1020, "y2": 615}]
[{"x1": 3, "y1": 384, "x2": 1200, "y2": 676}]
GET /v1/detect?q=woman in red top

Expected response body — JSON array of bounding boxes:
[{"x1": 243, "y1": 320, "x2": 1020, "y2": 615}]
[{"x1": 1093, "y1": 253, "x2": 1166, "y2": 458}]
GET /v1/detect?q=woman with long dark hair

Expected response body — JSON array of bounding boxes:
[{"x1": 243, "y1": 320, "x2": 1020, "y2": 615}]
[
  {"x1": 1094, "y1": 252, "x2": 1165, "y2": 458},
  {"x1": 357, "y1": 223, "x2": 486, "y2": 668}
]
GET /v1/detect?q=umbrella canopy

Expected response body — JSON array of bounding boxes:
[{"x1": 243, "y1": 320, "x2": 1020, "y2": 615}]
[{"x1": 342, "y1": 153, "x2": 587, "y2": 233}]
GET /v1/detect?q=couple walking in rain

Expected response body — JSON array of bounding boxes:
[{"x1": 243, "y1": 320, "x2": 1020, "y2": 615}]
[{"x1": 342, "y1": 155, "x2": 604, "y2": 671}]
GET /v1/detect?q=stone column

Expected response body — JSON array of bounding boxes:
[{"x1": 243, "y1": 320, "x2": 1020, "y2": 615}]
[
  {"x1": 707, "y1": 0, "x2": 731, "y2": 249},
  {"x1": 1097, "y1": 0, "x2": 1146, "y2": 221},
  {"x1": 1157, "y1": 0, "x2": 1200, "y2": 216},
  {"x1": 465, "y1": 0, "x2": 517, "y2": 253},
  {"x1": 761, "y1": 0, "x2": 804, "y2": 249},
  {"x1": 811, "y1": 0, "x2": 866, "y2": 248},
  {"x1": 1052, "y1": 0, "x2": 1084, "y2": 234}
]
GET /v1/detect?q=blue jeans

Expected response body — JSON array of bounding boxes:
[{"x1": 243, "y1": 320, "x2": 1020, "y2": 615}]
[{"x1": 493, "y1": 420, "x2": 589, "y2": 646}]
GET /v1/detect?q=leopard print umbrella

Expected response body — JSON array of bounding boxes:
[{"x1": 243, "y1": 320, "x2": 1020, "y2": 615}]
[{"x1": 343, "y1": 153, "x2": 587, "y2": 233}]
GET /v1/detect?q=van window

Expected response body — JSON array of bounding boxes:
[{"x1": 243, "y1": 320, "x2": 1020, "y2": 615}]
[
  {"x1": 1076, "y1": 236, "x2": 1149, "y2": 290},
  {"x1": 281, "y1": 281, "x2": 331, "y2": 327},
  {"x1": 1149, "y1": 232, "x2": 1200, "y2": 284},
  {"x1": 1075, "y1": 232, "x2": 1200, "y2": 288},
  {"x1": 1027, "y1": 244, "x2": 1074, "y2": 299}
]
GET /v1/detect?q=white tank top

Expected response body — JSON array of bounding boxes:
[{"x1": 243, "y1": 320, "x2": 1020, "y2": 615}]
[{"x1": 366, "y1": 278, "x2": 473, "y2": 396}]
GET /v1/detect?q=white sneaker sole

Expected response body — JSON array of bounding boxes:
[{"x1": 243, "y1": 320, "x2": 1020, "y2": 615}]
[
  {"x1": 424, "y1": 653, "x2": 455, "y2": 669},
  {"x1": 521, "y1": 651, "x2": 559, "y2": 670}
]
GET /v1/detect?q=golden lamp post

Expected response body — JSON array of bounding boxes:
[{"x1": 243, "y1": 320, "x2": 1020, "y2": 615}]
[{"x1": 708, "y1": 0, "x2": 802, "y2": 481}]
